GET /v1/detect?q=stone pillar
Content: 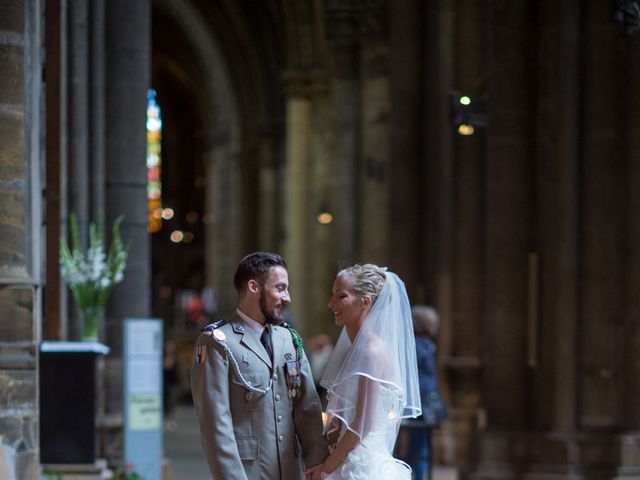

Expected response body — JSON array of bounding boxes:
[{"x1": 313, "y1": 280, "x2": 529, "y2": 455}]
[
  {"x1": 0, "y1": 0, "x2": 42, "y2": 477},
  {"x1": 308, "y1": 85, "x2": 337, "y2": 338},
  {"x1": 520, "y1": 1, "x2": 582, "y2": 477},
  {"x1": 447, "y1": 0, "x2": 486, "y2": 471},
  {"x1": 102, "y1": 0, "x2": 151, "y2": 460},
  {"x1": 89, "y1": 0, "x2": 106, "y2": 218},
  {"x1": 325, "y1": 4, "x2": 359, "y2": 268},
  {"x1": 388, "y1": 0, "x2": 422, "y2": 290},
  {"x1": 617, "y1": 7, "x2": 640, "y2": 478},
  {"x1": 257, "y1": 125, "x2": 283, "y2": 252},
  {"x1": 209, "y1": 137, "x2": 242, "y2": 317},
  {"x1": 63, "y1": 0, "x2": 107, "y2": 340},
  {"x1": 66, "y1": 0, "x2": 91, "y2": 225},
  {"x1": 534, "y1": 0, "x2": 581, "y2": 439},
  {"x1": 357, "y1": 3, "x2": 389, "y2": 265},
  {"x1": 282, "y1": 75, "x2": 313, "y2": 333},
  {"x1": 472, "y1": 2, "x2": 537, "y2": 478}
]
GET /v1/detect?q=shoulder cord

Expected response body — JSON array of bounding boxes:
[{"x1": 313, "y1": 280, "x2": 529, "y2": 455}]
[
  {"x1": 215, "y1": 339, "x2": 274, "y2": 396},
  {"x1": 286, "y1": 326, "x2": 304, "y2": 361}
]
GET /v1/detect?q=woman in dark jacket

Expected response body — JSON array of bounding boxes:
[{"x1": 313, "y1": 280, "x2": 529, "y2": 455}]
[{"x1": 403, "y1": 305, "x2": 447, "y2": 480}]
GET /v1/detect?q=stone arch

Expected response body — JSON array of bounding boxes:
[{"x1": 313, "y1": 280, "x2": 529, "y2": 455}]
[{"x1": 151, "y1": 0, "x2": 329, "y2": 316}]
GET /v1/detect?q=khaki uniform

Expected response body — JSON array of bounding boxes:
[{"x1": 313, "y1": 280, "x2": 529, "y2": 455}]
[{"x1": 191, "y1": 314, "x2": 328, "y2": 479}]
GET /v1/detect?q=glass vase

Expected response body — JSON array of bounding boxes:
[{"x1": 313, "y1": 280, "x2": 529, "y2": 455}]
[{"x1": 81, "y1": 306, "x2": 103, "y2": 342}]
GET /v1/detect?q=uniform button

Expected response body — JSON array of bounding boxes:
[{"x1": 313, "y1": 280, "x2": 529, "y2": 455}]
[
  {"x1": 273, "y1": 374, "x2": 278, "y2": 380},
  {"x1": 277, "y1": 415, "x2": 282, "y2": 422},
  {"x1": 279, "y1": 435, "x2": 284, "y2": 441},
  {"x1": 275, "y1": 394, "x2": 281, "y2": 401}
]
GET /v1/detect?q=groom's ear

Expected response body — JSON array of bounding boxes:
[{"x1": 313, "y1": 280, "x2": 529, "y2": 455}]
[{"x1": 248, "y1": 279, "x2": 261, "y2": 294}]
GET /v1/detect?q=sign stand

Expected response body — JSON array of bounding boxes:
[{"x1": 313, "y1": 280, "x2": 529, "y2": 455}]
[{"x1": 123, "y1": 318, "x2": 163, "y2": 479}]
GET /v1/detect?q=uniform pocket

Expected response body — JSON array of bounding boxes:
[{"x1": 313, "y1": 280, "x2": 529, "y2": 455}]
[
  {"x1": 237, "y1": 437, "x2": 260, "y2": 477},
  {"x1": 236, "y1": 436, "x2": 260, "y2": 460},
  {"x1": 230, "y1": 371, "x2": 269, "y2": 411}
]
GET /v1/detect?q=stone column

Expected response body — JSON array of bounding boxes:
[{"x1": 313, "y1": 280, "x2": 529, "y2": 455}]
[
  {"x1": 617, "y1": 8, "x2": 640, "y2": 478},
  {"x1": 257, "y1": 124, "x2": 283, "y2": 252},
  {"x1": 388, "y1": 0, "x2": 422, "y2": 290},
  {"x1": 357, "y1": 3, "x2": 390, "y2": 265},
  {"x1": 282, "y1": 73, "x2": 313, "y2": 333},
  {"x1": 535, "y1": 0, "x2": 581, "y2": 439},
  {"x1": 520, "y1": 1, "x2": 582, "y2": 477},
  {"x1": 63, "y1": 0, "x2": 107, "y2": 339},
  {"x1": 102, "y1": 0, "x2": 151, "y2": 460},
  {"x1": 325, "y1": 4, "x2": 359, "y2": 268},
  {"x1": 0, "y1": 0, "x2": 42, "y2": 477},
  {"x1": 66, "y1": 0, "x2": 91, "y2": 226},
  {"x1": 472, "y1": 2, "x2": 537, "y2": 478},
  {"x1": 89, "y1": 0, "x2": 106, "y2": 218},
  {"x1": 447, "y1": 0, "x2": 486, "y2": 471},
  {"x1": 579, "y1": 0, "x2": 626, "y2": 432}
]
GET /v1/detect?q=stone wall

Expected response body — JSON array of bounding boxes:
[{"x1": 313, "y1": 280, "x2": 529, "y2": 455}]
[{"x1": 0, "y1": 0, "x2": 41, "y2": 478}]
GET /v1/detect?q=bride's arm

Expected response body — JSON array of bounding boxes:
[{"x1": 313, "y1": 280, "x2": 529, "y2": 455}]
[{"x1": 316, "y1": 376, "x2": 380, "y2": 477}]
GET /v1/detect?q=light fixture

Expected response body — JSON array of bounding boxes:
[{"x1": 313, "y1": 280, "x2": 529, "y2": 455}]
[
  {"x1": 161, "y1": 208, "x2": 174, "y2": 220},
  {"x1": 316, "y1": 203, "x2": 333, "y2": 224},
  {"x1": 457, "y1": 124, "x2": 475, "y2": 136},
  {"x1": 450, "y1": 93, "x2": 487, "y2": 134}
]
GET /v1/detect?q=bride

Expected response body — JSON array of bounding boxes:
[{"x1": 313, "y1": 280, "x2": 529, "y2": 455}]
[{"x1": 306, "y1": 264, "x2": 421, "y2": 480}]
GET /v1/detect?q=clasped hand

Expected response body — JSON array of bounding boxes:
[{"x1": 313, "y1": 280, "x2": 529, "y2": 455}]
[{"x1": 304, "y1": 463, "x2": 325, "y2": 480}]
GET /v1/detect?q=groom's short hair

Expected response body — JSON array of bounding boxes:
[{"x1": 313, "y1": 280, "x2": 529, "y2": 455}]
[{"x1": 233, "y1": 252, "x2": 288, "y2": 292}]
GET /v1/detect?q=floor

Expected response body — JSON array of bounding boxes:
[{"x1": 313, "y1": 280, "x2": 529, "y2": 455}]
[{"x1": 164, "y1": 404, "x2": 458, "y2": 480}]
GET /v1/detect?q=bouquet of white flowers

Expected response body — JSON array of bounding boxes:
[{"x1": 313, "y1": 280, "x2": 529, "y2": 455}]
[{"x1": 59, "y1": 214, "x2": 128, "y2": 341}]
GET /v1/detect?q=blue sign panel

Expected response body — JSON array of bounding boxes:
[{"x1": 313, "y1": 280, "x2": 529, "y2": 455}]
[{"x1": 124, "y1": 319, "x2": 163, "y2": 479}]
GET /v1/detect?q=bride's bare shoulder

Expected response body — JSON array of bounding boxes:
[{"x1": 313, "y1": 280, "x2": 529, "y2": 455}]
[{"x1": 361, "y1": 334, "x2": 389, "y2": 361}]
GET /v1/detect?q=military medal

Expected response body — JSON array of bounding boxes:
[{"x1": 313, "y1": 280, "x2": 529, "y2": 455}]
[{"x1": 285, "y1": 360, "x2": 302, "y2": 399}]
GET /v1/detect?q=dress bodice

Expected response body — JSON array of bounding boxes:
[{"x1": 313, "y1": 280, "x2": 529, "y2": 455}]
[{"x1": 324, "y1": 385, "x2": 411, "y2": 480}]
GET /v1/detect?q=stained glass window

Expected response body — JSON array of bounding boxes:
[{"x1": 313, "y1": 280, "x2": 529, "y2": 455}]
[{"x1": 146, "y1": 89, "x2": 163, "y2": 233}]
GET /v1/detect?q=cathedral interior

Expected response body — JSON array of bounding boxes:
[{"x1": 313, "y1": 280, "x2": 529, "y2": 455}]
[{"x1": 1, "y1": 0, "x2": 640, "y2": 478}]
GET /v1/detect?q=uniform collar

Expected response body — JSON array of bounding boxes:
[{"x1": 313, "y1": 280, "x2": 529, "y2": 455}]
[{"x1": 236, "y1": 308, "x2": 266, "y2": 337}]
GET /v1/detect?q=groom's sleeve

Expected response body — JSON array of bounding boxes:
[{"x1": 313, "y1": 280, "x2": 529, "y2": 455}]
[
  {"x1": 294, "y1": 349, "x2": 330, "y2": 466},
  {"x1": 191, "y1": 333, "x2": 248, "y2": 480}
]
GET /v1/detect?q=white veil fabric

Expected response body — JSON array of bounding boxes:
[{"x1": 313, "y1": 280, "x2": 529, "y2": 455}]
[{"x1": 320, "y1": 271, "x2": 421, "y2": 448}]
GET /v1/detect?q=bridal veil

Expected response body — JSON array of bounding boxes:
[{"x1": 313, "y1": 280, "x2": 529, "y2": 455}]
[{"x1": 320, "y1": 270, "x2": 421, "y2": 444}]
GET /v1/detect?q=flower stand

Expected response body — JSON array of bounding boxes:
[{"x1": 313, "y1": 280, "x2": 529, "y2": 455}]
[{"x1": 39, "y1": 341, "x2": 110, "y2": 465}]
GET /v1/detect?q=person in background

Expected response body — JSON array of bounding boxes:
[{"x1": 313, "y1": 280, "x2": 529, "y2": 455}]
[
  {"x1": 306, "y1": 333, "x2": 333, "y2": 394},
  {"x1": 401, "y1": 305, "x2": 448, "y2": 480},
  {"x1": 162, "y1": 339, "x2": 179, "y2": 429}
]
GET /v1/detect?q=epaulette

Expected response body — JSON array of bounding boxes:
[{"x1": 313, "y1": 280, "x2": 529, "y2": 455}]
[
  {"x1": 201, "y1": 319, "x2": 228, "y2": 332},
  {"x1": 281, "y1": 322, "x2": 304, "y2": 361}
]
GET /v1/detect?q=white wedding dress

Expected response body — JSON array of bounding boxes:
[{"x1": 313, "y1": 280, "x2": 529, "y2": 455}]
[{"x1": 322, "y1": 386, "x2": 412, "y2": 480}]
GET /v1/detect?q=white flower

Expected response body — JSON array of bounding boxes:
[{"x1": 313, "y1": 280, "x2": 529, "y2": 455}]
[{"x1": 59, "y1": 214, "x2": 129, "y2": 311}]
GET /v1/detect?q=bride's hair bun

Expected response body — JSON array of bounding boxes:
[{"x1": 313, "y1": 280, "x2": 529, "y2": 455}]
[{"x1": 337, "y1": 263, "x2": 387, "y2": 303}]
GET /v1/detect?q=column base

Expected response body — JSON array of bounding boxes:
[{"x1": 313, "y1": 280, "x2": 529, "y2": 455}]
[
  {"x1": 612, "y1": 433, "x2": 640, "y2": 479},
  {"x1": 470, "y1": 430, "x2": 638, "y2": 480}
]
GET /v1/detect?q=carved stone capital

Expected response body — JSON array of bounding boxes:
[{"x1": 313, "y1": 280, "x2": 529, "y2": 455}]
[
  {"x1": 281, "y1": 68, "x2": 328, "y2": 99},
  {"x1": 325, "y1": 0, "x2": 388, "y2": 48}
]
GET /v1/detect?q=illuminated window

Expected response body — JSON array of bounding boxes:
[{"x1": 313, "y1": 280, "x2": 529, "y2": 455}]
[{"x1": 147, "y1": 89, "x2": 163, "y2": 233}]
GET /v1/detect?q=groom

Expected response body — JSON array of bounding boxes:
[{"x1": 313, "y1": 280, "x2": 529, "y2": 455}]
[{"x1": 191, "y1": 252, "x2": 328, "y2": 479}]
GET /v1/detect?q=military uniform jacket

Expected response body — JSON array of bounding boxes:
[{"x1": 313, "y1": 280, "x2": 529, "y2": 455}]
[{"x1": 191, "y1": 313, "x2": 328, "y2": 479}]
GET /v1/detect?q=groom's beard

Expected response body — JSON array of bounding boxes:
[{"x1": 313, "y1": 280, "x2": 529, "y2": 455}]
[{"x1": 260, "y1": 292, "x2": 283, "y2": 325}]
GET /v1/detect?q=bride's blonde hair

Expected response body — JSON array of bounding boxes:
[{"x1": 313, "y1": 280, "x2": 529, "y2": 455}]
[{"x1": 337, "y1": 263, "x2": 387, "y2": 303}]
